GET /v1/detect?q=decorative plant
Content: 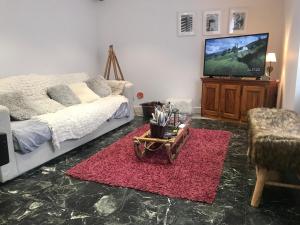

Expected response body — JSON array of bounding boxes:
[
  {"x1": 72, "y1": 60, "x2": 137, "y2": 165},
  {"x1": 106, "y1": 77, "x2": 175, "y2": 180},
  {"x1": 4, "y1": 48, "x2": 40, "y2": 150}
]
[{"x1": 150, "y1": 102, "x2": 175, "y2": 127}]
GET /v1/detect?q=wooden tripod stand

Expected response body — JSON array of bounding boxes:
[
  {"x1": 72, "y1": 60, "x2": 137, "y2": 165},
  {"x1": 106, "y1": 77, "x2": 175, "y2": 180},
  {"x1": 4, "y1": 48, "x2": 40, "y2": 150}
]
[{"x1": 104, "y1": 45, "x2": 125, "y2": 80}]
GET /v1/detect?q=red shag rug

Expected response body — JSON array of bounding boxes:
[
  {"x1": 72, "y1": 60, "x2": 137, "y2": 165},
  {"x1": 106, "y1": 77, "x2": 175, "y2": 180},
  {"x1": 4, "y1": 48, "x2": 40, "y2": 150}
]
[{"x1": 67, "y1": 125, "x2": 231, "y2": 203}]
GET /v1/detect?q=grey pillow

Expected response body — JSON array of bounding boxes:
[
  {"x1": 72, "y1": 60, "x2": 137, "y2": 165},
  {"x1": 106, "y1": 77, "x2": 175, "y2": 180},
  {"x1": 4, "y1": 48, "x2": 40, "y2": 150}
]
[
  {"x1": 47, "y1": 84, "x2": 81, "y2": 106},
  {"x1": 0, "y1": 91, "x2": 38, "y2": 120},
  {"x1": 86, "y1": 76, "x2": 112, "y2": 97},
  {"x1": 106, "y1": 80, "x2": 126, "y2": 95}
]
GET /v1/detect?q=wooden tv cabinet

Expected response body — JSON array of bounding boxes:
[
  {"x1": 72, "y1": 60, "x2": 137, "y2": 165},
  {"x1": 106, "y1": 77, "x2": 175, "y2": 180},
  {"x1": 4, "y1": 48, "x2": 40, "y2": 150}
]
[{"x1": 201, "y1": 78, "x2": 279, "y2": 122}]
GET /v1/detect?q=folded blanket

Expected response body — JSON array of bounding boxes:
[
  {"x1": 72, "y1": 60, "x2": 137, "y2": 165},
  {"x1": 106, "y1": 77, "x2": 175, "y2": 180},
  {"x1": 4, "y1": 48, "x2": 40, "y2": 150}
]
[
  {"x1": 111, "y1": 102, "x2": 130, "y2": 119},
  {"x1": 11, "y1": 120, "x2": 51, "y2": 154},
  {"x1": 34, "y1": 95, "x2": 128, "y2": 149}
]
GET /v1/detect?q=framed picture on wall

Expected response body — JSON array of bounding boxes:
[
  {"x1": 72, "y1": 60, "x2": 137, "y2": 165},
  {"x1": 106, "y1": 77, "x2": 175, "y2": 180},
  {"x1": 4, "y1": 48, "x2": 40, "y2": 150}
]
[
  {"x1": 203, "y1": 10, "x2": 221, "y2": 35},
  {"x1": 177, "y1": 12, "x2": 195, "y2": 36},
  {"x1": 229, "y1": 8, "x2": 248, "y2": 34}
]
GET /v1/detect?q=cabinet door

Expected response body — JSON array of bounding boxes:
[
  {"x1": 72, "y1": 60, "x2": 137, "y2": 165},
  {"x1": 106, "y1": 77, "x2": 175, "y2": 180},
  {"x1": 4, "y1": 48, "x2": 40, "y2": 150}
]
[
  {"x1": 202, "y1": 83, "x2": 220, "y2": 117},
  {"x1": 241, "y1": 86, "x2": 265, "y2": 121},
  {"x1": 220, "y1": 84, "x2": 241, "y2": 120}
]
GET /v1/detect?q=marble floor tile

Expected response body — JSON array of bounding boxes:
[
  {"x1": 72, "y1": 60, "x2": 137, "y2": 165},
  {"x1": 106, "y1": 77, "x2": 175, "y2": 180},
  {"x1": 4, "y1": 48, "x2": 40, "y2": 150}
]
[{"x1": 0, "y1": 117, "x2": 299, "y2": 225}]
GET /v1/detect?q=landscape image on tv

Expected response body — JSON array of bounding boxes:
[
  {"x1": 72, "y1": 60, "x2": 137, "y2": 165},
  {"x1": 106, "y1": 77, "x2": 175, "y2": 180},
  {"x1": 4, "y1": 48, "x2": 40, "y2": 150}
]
[{"x1": 204, "y1": 33, "x2": 269, "y2": 77}]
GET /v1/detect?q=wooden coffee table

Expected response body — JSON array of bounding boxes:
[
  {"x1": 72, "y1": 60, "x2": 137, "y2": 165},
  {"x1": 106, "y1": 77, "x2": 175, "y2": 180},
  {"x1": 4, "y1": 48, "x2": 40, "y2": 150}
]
[{"x1": 133, "y1": 118, "x2": 191, "y2": 163}]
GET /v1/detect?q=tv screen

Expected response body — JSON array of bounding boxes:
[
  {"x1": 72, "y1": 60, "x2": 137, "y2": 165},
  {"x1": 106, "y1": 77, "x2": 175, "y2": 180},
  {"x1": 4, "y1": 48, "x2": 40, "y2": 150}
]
[{"x1": 203, "y1": 33, "x2": 269, "y2": 77}]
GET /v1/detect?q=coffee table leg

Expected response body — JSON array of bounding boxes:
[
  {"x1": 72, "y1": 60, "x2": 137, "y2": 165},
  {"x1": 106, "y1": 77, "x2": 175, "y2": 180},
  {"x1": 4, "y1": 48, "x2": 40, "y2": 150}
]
[
  {"x1": 172, "y1": 127, "x2": 190, "y2": 160},
  {"x1": 165, "y1": 143, "x2": 174, "y2": 164},
  {"x1": 134, "y1": 140, "x2": 145, "y2": 160}
]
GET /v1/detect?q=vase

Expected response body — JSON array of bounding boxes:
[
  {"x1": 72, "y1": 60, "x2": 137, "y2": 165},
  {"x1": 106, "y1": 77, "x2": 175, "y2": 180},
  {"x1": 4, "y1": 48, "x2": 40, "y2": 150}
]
[{"x1": 150, "y1": 123, "x2": 165, "y2": 139}]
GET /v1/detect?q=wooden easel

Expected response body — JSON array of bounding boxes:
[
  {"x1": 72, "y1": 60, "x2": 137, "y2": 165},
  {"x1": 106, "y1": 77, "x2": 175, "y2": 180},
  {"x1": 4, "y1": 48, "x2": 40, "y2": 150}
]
[{"x1": 104, "y1": 45, "x2": 125, "y2": 80}]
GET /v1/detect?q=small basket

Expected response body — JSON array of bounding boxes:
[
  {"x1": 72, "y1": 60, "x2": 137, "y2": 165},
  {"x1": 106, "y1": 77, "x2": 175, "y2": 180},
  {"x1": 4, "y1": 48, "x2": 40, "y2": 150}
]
[
  {"x1": 140, "y1": 101, "x2": 164, "y2": 120},
  {"x1": 150, "y1": 123, "x2": 166, "y2": 139}
]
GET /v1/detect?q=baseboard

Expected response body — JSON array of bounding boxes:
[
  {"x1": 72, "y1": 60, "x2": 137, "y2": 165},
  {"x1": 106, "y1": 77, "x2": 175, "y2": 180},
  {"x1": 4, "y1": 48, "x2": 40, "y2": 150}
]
[
  {"x1": 192, "y1": 107, "x2": 201, "y2": 115},
  {"x1": 134, "y1": 106, "x2": 143, "y2": 116},
  {"x1": 134, "y1": 105, "x2": 202, "y2": 117}
]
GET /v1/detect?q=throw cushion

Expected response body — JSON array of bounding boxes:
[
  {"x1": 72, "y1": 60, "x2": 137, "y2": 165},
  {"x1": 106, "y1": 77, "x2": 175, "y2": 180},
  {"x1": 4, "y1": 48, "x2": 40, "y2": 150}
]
[
  {"x1": 85, "y1": 76, "x2": 112, "y2": 97},
  {"x1": 0, "y1": 91, "x2": 38, "y2": 120},
  {"x1": 68, "y1": 82, "x2": 100, "y2": 103},
  {"x1": 47, "y1": 84, "x2": 81, "y2": 107},
  {"x1": 106, "y1": 80, "x2": 126, "y2": 95}
]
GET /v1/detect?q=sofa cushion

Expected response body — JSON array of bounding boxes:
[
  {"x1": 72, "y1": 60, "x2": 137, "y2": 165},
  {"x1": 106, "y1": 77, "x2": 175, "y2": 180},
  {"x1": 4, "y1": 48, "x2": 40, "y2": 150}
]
[
  {"x1": 86, "y1": 76, "x2": 112, "y2": 97},
  {"x1": 106, "y1": 80, "x2": 126, "y2": 95},
  {"x1": 68, "y1": 82, "x2": 100, "y2": 103},
  {"x1": 0, "y1": 91, "x2": 38, "y2": 120},
  {"x1": 47, "y1": 84, "x2": 81, "y2": 107}
]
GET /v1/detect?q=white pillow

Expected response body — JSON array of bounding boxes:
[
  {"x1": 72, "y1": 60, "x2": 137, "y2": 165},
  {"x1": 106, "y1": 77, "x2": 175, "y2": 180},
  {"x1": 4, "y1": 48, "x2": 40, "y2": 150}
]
[
  {"x1": 68, "y1": 82, "x2": 100, "y2": 103},
  {"x1": 106, "y1": 80, "x2": 126, "y2": 95}
]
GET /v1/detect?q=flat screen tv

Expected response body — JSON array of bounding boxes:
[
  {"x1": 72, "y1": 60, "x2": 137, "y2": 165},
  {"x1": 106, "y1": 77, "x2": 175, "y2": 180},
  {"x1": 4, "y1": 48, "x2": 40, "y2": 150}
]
[{"x1": 203, "y1": 33, "x2": 269, "y2": 77}]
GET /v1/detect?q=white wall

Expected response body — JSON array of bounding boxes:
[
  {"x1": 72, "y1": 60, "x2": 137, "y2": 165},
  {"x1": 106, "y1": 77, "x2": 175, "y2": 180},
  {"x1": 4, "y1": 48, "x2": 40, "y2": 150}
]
[
  {"x1": 0, "y1": 0, "x2": 99, "y2": 77},
  {"x1": 281, "y1": 0, "x2": 300, "y2": 112},
  {"x1": 0, "y1": 0, "x2": 286, "y2": 110},
  {"x1": 96, "y1": 0, "x2": 285, "y2": 109}
]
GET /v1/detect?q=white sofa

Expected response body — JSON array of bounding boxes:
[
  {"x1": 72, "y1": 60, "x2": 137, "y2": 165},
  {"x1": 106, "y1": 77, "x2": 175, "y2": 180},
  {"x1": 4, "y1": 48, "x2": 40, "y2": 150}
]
[{"x1": 0, "y1": 73, "x2": 134, "y2": 183}]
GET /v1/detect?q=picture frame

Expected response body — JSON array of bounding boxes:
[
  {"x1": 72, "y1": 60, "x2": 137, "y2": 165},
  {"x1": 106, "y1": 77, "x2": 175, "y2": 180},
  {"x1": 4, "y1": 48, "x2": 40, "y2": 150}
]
[
  {"x1": 229, "y1": 8, "x2": 248, "y2": 34},
  {"x1": 177, "y1": 12, "x2": 195, "y2": 37},
  {"x1": 203, "y1": 10, "x2": 221, "y2": 35}
]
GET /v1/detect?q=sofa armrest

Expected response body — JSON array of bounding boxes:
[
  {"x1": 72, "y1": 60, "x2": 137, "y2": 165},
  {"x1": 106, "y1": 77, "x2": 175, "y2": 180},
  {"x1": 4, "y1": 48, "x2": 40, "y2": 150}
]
[
  {"x1": 0, "y1": 105, "x2": 19, "y2": 182},
  {"x1": 0, "y1": 105, "x2": 11, "y2": 138},
  {"x1": 0, "y1": 105, "x2": 9, "y2": 115},
  {"x1": 123, "y1": 81, "x2": 134, "y2": 103},
  {"x1": 123, "y1": 81, "x2": 135, "y2": 119},
  {"x1": 104, "y1": 80, "x2": 135, "y2": 118}
]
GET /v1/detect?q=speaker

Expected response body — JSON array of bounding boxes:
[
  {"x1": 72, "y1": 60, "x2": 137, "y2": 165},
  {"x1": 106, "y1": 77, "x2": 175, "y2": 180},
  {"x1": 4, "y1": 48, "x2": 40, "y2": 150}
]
[{"x1": 0, "y1": 133, "x2": 9, "y2": 166}]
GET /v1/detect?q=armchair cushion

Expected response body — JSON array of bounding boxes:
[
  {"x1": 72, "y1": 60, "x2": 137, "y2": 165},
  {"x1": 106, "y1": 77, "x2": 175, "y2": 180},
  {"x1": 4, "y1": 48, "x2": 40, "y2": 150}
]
[{"x1": 248, "y1": 108, "x2": 300, "y2": 172}]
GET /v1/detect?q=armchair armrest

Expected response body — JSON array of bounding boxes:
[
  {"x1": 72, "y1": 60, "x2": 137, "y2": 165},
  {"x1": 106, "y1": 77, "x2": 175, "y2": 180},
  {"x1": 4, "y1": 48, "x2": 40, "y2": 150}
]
[{"x1": 0, "y1": 105, "x2": 19, "y2": 182}]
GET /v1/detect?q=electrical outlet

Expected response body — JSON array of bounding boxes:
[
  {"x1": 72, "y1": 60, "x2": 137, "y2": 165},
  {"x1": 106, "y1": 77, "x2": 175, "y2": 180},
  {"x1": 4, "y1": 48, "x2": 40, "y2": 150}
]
[{"x1": 136, "y1": 91, "x2": 144, "y2": 99}]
